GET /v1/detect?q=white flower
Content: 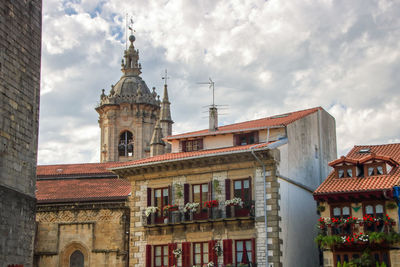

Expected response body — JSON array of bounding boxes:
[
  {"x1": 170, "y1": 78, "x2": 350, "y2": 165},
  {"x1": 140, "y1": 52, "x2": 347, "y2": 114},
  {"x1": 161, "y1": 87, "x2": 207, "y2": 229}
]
[
  {"x1": 145, "y1": 206, "x2": 158, "y2": 217},
  {"x1": 207, "y1": 262, "x2": 214, "y2": 267},
  {"x1": 183, "y1": 202, "x2": 200, "y2": 213},
  {"x1": 225, "y1": 197, "x2": 244, "y2": 207},
  {"x1": 173, "y1": 248, "x2": 182, "y2": 258}
]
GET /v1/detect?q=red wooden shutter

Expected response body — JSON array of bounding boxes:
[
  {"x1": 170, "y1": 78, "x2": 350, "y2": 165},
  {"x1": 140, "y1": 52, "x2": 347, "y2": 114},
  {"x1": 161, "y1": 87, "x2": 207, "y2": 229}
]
[
  {"x1": 181, "y1": 140, "x2": 187, "y2": 152},
  {"x1": 182, "y1": 242, "x2": 191, "y2": 267},
  {"x1": 146, "y1": 244, "x2": 152, "y2": 267},
  {"x1": 223, "y1": 239, "x2": 233, "y2": 264},
  {"x1": 225, "y1": 179, "x2": 231, "y2": 218},
  {"x1": 208, "y1": 240, "x2": 218, "y2": 265},
  {"x1": 251, "y1": 238, "x2": 256, "y2": 264},
  {"x1": 233, "y1": 134, "x2": 240, "y2": 146},
  {"x1": 248, "y1": 177, "x2": 252, "y2": 201},
  {"x1": 184, "y1": 183, "x2": 190, "y2": 204},
  {"x1": 147, "y1": 187, "x2": 152, "y2": 225},
  {"x1": 168, "y1": 243, "x2": 177, "y2": 266},
  {"x1": 198, "y1": 138, "x2": 203, "y2": 150},
  {"x1": 168, "y1": 185, "x2": 172, "y2": 205}
]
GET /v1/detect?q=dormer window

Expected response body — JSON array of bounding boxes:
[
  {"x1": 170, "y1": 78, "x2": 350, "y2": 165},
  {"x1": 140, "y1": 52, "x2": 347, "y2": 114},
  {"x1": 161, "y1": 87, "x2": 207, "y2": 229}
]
[
  {"x1": 336, "y1": 166, "x2": 354, "y2": 178},
  {"x1": 365, "y1": 163, "x2": 386, "y2": 176},
  {"x1": 234, "y1": 132, "x2": 259, "y2": 146}
]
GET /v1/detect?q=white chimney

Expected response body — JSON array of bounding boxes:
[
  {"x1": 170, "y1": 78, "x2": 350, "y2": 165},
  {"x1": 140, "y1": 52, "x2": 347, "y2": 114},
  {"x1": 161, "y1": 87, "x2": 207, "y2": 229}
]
[{"x1": 209, "y1": 106, "x2": 218, "y2": 131}]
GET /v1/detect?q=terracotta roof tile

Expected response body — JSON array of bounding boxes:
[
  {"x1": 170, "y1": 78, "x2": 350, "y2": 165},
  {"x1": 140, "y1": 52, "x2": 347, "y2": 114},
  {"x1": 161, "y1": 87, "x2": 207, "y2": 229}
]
[
  {"x1": 314, "y1": 143, "x2": 400, "y2": 196},
  {"x1": 112, "y1": 142, "x2": 273, "y2": 169},
  {"x1": 37, "y1": 162, "x2": 119, "y2": 178},
  {"x1": 36, "y1": 178, "x2": 131, "y2": 204},
  {"x1": 165, "y1": 107, "x2": 322, "y2": 140}
]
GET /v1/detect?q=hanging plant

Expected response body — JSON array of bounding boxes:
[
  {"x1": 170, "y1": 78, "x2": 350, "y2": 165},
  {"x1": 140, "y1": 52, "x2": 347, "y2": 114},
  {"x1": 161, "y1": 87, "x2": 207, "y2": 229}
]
[
  {"x1": 174, "y1": 183, "x2": 183, "y2": 199},
  {"x1": 386, "y1": 202, "x2": 397, "y2": 210},
  {"x1": 317, "y1": 205, "x2": 326, "y2": 213},
  {"x1": 213, "y1": 180, "x2": 222, "y2": 195}
]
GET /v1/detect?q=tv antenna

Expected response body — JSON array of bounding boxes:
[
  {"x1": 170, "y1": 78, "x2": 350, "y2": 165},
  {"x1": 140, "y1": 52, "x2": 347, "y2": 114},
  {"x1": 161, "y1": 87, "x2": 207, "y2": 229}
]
[{"x1": 198, "y1": 78, "x2": 216, "y2": 107}]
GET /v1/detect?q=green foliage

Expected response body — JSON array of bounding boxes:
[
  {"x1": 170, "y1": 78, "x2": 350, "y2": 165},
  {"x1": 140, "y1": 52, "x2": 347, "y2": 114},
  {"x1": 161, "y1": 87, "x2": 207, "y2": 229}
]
[
  {"x1": 213, "y1": 180, "x2": 222, "y2": 195},
  {"x1": 337, "y1": 262, "x2": 342, "y2": 267},
  {"x1": 386, "y1": 202, "x2": 397, "y2": 210},
  {"x1": 317, "y1": 205, "x2": 326, "y2": 212},
  {"x1": 380, "y1": 262, "x2": 387, "y2": 267},
  {"x1": 315, "y1": 234, "x2": 342, "y2": 248},
  {"x1": 174, "y1": 183, "x2": 183, "y2": 199}
]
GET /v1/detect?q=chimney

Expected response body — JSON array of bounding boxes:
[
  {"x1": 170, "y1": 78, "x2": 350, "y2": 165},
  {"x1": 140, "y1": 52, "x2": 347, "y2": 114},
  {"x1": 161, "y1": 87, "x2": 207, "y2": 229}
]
[{"x1": 209, "y1": 106, "x2": 218, "y2": 131}]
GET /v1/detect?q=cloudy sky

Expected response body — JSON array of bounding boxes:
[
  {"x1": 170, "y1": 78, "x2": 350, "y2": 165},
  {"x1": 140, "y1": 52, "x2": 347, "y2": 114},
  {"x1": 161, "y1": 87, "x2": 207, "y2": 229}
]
[{"x1": 38, "y1": 0, "x2": 400, "y2": 165}]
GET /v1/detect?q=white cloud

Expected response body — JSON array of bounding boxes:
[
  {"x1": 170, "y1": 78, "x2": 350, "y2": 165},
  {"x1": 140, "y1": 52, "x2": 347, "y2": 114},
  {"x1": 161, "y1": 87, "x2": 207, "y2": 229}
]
[{"x1": 38, "y1": 0, "x2": 400, "y2": 164}]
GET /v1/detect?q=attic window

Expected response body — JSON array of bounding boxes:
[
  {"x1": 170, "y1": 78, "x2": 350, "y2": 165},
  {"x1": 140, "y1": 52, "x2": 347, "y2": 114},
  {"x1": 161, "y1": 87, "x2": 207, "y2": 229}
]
[
  {"x1": 336, "y1": 166, "x2": 354, "y2": 178},
  {"x1": 234, "y1": 131, "x2": 259, "y2": 146},
  {"x1": 181, "y1": 139, "x2": 203, "y2": 152},
  {"x1": 359, "y1": 148, "x2": 371, "y2": 153}
]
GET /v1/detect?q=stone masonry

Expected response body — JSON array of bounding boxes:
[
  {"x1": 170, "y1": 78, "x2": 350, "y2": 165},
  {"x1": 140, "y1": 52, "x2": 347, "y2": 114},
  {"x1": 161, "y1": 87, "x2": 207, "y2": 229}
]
[{"x1": 0, "y1": 0, "x2": 42, "y2": 266}]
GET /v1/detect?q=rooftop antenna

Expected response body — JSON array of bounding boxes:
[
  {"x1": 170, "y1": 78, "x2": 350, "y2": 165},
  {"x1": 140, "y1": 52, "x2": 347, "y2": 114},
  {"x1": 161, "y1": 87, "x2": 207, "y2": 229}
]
[
  {"x1": 162, "y1": 69, "x2": 170, "y2": 86},
  {"x1": 198, "y1": 77, "x2": 215, "y2": 107}
]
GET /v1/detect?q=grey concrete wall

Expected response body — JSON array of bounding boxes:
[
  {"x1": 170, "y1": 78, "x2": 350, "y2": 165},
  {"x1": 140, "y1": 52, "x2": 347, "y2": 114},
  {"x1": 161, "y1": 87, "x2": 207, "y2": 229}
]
[
  {"x1": 0, "y1": 0, "x2": 42, "y2": 265},
  {"x1": 282, "y1": 109, "x2": 337, "y2": 189}
]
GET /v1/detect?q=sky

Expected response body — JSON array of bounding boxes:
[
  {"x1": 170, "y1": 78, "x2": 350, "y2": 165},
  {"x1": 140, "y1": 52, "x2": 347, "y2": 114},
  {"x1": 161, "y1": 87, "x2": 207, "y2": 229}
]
[{"x1": 38, "y1": 0, "x2": 400, "y2": 165}]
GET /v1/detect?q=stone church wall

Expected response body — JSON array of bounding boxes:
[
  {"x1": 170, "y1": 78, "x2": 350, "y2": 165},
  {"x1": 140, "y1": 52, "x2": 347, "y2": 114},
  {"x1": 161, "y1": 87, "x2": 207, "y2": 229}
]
[
  {"x1": 0, "y1": 0, "x2": 42, "y2": 266},
  {"x1": 34, "y1": 203, "x2": 130, "y2": 267}
]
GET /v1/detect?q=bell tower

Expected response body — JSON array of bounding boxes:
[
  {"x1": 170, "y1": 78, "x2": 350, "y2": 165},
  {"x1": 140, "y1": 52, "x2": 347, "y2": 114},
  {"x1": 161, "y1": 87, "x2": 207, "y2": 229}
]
[{"x1": 96, "y1": 34, "x2": 166, "y2": 162}]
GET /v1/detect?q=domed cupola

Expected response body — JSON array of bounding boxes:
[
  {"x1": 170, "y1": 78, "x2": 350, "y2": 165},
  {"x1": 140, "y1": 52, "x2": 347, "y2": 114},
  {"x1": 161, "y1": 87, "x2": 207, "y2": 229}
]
[{"x1": 98, "y1": 34, "x2": 159, "y2": 107}]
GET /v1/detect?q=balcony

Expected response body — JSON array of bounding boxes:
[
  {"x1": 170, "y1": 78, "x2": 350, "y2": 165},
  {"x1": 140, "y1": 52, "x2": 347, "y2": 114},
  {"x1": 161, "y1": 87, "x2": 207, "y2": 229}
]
[{"x1": 143, "y1": 204, "x2": 255, "y2": 228}]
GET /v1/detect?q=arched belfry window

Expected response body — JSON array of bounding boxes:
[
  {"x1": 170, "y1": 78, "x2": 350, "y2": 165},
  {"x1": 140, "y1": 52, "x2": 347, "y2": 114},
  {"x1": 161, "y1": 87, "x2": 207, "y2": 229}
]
[
  {"x1": 70, "y1": 250, "x2": 84, "y2": 267},
  {"x1": 118, "y1": 131, "x2": 134, "y2": 157}
]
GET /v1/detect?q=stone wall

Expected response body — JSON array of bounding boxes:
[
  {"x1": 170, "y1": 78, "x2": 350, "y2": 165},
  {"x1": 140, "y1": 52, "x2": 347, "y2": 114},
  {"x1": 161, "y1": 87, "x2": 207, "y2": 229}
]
[
  {"x1": 34, "y1": 203, "x2": 129, "y2": 267},
  {"x1": 0, "y1": 0, "x2": 41, "y2": 265}
]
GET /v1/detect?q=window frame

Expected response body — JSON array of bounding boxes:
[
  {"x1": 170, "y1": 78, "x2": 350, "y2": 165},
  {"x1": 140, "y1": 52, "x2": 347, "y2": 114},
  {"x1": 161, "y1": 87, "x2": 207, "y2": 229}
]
[
  {"x1": 192, "y1": 183, "x2": 209, "y2": 220},
  {"x1": 234, "y1": 239, "x2": 254, "y2": 265},
  {"x1": 335, "y1": 166, "x2": 356, "y2": 178},
  {"x1": 363, "y1": 162, "x2": 387, "y2": 177},
  {"x1": 181, "y1": 139, "x2": 203, "y2": 152},
  {"x1": 154, "y1": 244, "x2": 169, "y2": 267},
  {"x1": 192, "y1": 242, "x2": 209, "y2": 266},
  {"x1": 234, "y1": 132, "x2": 258, "y2": 146},
  {"x1": 330, "y1": 204, "x2": 352, "y2": 235},
  {"x1": 154, "y1": 187, "x2": 169, "y2": 224},
  {"x1": 233, "y1": 178, "x2": 252, "y2": 217},
  {"x1": 118, "y1": 130, "x2": 134, "y2": 157},
  {"x1": 363, "y1": 201, "x2": 385, "y2": 232}
]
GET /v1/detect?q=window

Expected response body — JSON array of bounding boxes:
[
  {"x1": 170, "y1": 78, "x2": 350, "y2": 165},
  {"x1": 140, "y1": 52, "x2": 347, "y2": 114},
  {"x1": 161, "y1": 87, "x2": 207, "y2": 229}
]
[
  {"x1": 235, "y1": 240, "x2": 254, "y2": 264},
  {"x1": 234, "y1": 132, "x2": 258, "y2": 146},
  {"x1": 336, "y1": 167, "x2": 354, "y2": 178},
  {"x1": 192, "y1": 183, "x2": 209, "y2": 220},
  {"x1": 193, "y1": 242, "x2": 209, "y2": 266},
  {"x1": 364, "y1": 203, "x2": 384, "y2": 232},
  {"x1": 154, "y1": 245, "x2": 168, "y2": 267},
  {"x1": 181, "y1": 139, "x2": 203, "y2": 152},
  {"x1": 331, "y1": 205, "x2": 351, "y2": 235},
  {"x1": 118, "y1": 131, "x2": 134, "y2": 156},
  {"x1": 154, "y1": 188, "x2": 169, "y2": 223},
  {"x1": 334, "y1": 252, "x2": 359, "y2": 266},
  {"x1": 364, "y1": 163, "x2": 386, "y2": 176},
  {"x1": 70, "y1": 250, "x2": 84, "y2": 267},
  {"x1": 233, "y1": 178, "x2": 252, "y2": 217}
]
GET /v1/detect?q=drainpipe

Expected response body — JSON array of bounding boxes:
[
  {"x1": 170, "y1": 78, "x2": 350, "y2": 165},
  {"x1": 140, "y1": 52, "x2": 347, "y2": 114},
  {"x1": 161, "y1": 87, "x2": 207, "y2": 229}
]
[
  {"x1": 393, "y1": 187, "x2": 400, "y2": 232},
  {"x1": 250, "y1": 129, "x2": 270, "y2": 267}
]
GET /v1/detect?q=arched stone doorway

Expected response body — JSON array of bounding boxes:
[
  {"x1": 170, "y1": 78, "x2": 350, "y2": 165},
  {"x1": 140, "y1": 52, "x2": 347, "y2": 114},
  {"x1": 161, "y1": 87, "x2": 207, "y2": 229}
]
[
  {"x1": 70, "y1": 250, "x2": 84, "y2": 267},
  {"x1": 60, "y1": 242, "x2": 89, "y2": 267}
]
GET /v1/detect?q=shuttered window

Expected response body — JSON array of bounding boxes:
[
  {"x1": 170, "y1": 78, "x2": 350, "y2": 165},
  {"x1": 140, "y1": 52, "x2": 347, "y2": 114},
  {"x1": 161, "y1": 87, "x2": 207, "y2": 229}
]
[{"x1": 223, "y1": 239, "x2": 233, "y2": 265}]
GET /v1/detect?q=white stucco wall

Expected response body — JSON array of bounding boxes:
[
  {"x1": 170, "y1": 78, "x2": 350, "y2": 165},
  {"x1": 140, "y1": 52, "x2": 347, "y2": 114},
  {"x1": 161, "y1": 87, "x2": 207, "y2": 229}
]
[{"x1": 279, "y1": 179, "x2": 318, "y2": 267}]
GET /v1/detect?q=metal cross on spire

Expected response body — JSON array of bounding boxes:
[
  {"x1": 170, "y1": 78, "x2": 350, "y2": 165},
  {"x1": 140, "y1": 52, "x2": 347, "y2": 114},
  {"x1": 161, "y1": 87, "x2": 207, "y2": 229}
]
[{"x1": 162, "y1": 69, "x2": 170, "y2": 86}]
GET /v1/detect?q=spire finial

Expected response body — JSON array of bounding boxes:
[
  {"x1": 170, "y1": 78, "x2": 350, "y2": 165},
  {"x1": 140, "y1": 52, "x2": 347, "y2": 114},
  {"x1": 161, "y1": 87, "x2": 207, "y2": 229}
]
[{"x1": 162, "y1": 69, "x2": 169, "y2": 86}]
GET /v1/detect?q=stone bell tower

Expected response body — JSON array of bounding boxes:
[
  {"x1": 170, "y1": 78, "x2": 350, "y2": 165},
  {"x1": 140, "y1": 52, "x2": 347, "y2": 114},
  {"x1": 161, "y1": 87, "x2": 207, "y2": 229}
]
[{"x1": 96, "y1": 34, "x2": 171, "y2": 162}]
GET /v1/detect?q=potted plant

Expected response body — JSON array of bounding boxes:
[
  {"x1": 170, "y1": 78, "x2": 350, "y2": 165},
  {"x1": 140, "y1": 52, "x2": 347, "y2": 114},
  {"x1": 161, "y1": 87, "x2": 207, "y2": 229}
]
[
  {"x1": 173, "y1": 248, "x2": 182, "y2": 259},
  {"x1": 145, "y1": 206, "x2": 158, "y2": 217},
  {"x1": 225, "y1": 197, "x2": 244, "y2": 207}
]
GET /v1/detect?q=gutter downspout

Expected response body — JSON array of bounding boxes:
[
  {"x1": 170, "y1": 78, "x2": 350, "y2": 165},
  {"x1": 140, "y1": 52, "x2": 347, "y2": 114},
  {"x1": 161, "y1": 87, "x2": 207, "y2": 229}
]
[
  {"x1": 250, "y1": 129, "x2": 271, "y2": 267},
  {"x1": 393, "y1": 187, "x2": 400, "y2": 232}
]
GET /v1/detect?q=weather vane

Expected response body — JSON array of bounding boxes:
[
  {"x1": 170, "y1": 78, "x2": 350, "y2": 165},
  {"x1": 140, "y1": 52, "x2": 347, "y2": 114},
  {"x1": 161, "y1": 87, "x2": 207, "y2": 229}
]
[
  {"x1": 125, "y1": 14, "x2": 135, "y2": 49},
  {"x1": 198, "y1": 78, "x2": 216, "y2": 107},
  {"x1": 162, "y1": 69, "x2": 170, "y2": 86}
]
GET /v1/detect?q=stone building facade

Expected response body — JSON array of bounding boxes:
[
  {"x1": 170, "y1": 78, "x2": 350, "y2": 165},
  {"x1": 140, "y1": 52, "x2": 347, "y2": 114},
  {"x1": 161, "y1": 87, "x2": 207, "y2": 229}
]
[
  {"x1": 111, "y1": 107, "x2": 337, "y2": 267},
  {"x1": 34, "y1": 163, "x2": 131, "y2": 267},
  {"x1": 0, "y1": 0, "x2": 42, "y2": 266}
]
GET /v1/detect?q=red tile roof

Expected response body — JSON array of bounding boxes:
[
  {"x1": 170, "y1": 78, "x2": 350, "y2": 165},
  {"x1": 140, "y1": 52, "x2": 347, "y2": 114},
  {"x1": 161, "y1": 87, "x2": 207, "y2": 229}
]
[
  {"x1": 165, "y1": 107, "x2": 322, "y2": 140},
  {"x1": 37, "y1": 162, "x2": 119, "y2": 178},
  {"x1": 36, "y1": 178, "x2": 131, "y2": 204},
  {"x1": 112, "y1": 142, "x2": 274, "y2": 169},
  {"x1": 314, "y1": 143, "x2": 400, "y2": 196}
]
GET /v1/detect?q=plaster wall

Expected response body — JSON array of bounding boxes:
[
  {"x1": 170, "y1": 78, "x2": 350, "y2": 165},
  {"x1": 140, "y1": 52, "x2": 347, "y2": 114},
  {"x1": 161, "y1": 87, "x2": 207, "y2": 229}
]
[
  {"x1": 283, "y1": 109, "x2": 337, "y2": 189},
  {"x1": 279, "y1": 178, "x2": 318, "y2": 267}
]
